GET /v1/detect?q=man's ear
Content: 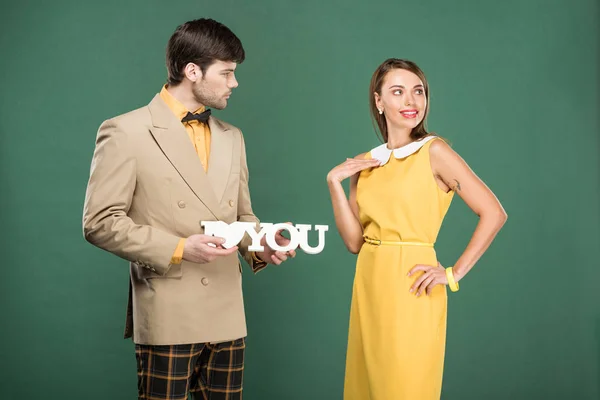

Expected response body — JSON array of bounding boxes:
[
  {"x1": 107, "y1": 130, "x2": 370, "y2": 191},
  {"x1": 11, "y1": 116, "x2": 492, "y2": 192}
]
[{"x1": 184, "y1": 63, "x2": 202, "y2": 82}]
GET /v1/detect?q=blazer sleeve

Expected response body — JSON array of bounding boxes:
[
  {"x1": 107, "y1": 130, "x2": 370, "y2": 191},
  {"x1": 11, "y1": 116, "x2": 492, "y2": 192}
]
[
  {"x1": 82, "y1": 119, "x2": 181, "y2": 276},
  {"x1": 235, "y1": 130, "x2": 266, "y2": 273}
]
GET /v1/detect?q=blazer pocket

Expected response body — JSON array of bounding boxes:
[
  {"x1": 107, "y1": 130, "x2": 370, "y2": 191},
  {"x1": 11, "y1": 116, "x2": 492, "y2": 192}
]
[{"x1": 136, "y1": 261, "x2": 183, "y2": 280}]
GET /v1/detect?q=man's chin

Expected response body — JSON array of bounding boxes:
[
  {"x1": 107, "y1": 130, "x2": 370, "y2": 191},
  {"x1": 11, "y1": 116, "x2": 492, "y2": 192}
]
[{"x1": 208, "y1": 101, "x2": 227, "y2": 110}]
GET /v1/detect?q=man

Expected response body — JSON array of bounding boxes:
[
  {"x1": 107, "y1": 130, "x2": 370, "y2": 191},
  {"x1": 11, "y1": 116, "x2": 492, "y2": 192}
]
[{"x1": 82, "y1": 18, "x2": 293, "y2": 400}]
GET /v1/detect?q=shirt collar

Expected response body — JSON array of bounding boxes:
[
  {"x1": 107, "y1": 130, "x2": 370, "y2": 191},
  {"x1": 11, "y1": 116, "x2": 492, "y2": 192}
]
[
  {"x1": 159, "y1": 85, "x2": 205, "y2": 122},
  {"x1": 370, "y1": 135, "x2": 436, "y2": 165}
]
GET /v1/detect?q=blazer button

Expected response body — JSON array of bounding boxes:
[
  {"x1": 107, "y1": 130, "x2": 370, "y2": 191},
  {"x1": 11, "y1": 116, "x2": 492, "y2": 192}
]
[
  {"x1": 178, "y1": 201, "x2": 186, "y2": 209},
  {"x1": 201, "y1": 277, "x2": 209, "y2": 286},
  {"x1": 228, "y1": 200, "x2": 234, "y2": 207}
]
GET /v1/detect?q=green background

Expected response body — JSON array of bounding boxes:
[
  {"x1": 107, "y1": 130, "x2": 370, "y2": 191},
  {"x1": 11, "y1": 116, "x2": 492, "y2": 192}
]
[{"x1": 1, "y1": 0, "x2": 598, "y2": 399}]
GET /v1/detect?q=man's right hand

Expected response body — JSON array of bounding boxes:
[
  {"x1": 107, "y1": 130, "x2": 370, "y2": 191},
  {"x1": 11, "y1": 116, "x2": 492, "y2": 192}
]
[{"x1": 182, "y1": 234, "x2": 238, "y2": 264}]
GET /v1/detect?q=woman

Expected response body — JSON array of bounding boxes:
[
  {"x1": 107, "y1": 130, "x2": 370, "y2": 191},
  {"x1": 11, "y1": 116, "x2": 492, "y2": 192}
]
[{"x1": 327, "y1": 58, "x2": 507, "y2": 399}]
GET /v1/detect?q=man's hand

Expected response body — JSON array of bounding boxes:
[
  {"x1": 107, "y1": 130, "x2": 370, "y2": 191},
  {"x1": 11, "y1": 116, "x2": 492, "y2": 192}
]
[
  {"x1": 182, "y1": 234, "x2": 238, "y2": 264},
  {"x1": 256, "y1": 224, "x2": 297, "y2": 265}
]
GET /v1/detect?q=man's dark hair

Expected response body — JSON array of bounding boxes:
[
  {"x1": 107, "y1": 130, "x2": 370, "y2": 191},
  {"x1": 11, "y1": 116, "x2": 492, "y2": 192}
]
[{"x1": 166, "y1": 18, "x2": 245, "y2": 85}]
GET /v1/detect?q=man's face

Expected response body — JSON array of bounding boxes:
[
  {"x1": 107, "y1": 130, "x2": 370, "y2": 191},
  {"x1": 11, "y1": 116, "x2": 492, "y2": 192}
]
[{"x1": 192, "y1": 60, "x2": 239, "y2": 110}]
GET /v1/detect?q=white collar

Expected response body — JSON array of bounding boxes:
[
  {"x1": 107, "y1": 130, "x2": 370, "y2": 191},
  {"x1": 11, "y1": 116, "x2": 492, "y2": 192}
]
[{"x1": 370, "y1": 136, "x2": 436, "y2": 166}]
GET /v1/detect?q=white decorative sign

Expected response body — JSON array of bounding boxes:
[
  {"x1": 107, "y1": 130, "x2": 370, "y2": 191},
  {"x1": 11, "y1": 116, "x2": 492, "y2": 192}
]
[{"x1": 200, "y1": 221, "x2": 329, "y2": 254}]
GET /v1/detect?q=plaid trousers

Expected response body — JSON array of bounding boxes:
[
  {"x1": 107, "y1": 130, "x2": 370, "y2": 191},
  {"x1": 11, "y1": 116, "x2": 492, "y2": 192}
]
[{"x1": 135, "y1": 338, "x2": 245, "y2": 400}]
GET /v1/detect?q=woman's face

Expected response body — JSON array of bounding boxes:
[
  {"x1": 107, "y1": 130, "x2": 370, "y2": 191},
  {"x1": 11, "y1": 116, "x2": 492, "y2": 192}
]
[{"x1": 375, "y1": 68, "x2": 427, "y2": 133}]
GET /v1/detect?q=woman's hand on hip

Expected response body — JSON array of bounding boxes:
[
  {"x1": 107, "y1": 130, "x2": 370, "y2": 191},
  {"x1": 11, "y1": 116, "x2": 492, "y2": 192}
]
[{"x1": 408, "y1": 262, "x2": 448, "y2": 297}]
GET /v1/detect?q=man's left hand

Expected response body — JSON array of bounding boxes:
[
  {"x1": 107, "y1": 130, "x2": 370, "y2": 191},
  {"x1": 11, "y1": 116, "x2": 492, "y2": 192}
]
[{"x1": 256, "y1": 223, "x2": 297, "y2": 265}]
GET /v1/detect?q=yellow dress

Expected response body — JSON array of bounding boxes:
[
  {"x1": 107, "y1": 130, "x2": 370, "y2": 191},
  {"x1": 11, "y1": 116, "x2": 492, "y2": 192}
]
[{"x1": 344, "y1": 136, "x2": 454, "y2": 400}]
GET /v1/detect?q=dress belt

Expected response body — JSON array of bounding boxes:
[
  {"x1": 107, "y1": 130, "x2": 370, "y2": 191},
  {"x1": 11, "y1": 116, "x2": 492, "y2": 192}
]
[{"x1": 363, "y1": 236, "x2": 434, "y2": 247}]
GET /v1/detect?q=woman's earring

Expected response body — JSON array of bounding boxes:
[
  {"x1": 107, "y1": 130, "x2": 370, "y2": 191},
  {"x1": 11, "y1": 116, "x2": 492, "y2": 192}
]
[{"x1": 378, "y1": 109, "x2": 383, "y2": 115}]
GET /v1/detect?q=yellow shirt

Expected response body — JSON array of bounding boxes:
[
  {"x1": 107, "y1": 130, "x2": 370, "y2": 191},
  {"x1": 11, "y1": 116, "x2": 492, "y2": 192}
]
[
  {"x1": 159, "y1": 85, "x2": 211, "y2": 171},
  {"x1": 159, "y1": 85, "x2": 212, "y2": 264}
]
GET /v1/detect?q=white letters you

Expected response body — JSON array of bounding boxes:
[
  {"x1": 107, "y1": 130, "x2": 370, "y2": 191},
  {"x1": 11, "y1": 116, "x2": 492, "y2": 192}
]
[{"x1": 200, "y1": 221, "x2": 329, "y2": 255}]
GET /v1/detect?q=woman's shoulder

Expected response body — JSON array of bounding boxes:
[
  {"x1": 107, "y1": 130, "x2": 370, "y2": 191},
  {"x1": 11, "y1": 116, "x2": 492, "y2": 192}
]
[{"x1": 427, "y1": 135, "x2": 454, "y2": 156}]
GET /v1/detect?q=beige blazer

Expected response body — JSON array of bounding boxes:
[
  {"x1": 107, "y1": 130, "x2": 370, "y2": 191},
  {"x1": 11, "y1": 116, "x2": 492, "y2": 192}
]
[{"x1": 82, "y1": 94, "x2": 263, "y2": 345}]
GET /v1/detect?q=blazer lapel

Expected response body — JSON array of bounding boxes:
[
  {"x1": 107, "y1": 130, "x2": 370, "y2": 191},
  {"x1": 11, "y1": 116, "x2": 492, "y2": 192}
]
[
  {"x1": 147, "y1": 95, "x2": 223, "y2": 220},
  {"x1": 207, "y1": 117, "x2": 233, "y2": 204}
]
